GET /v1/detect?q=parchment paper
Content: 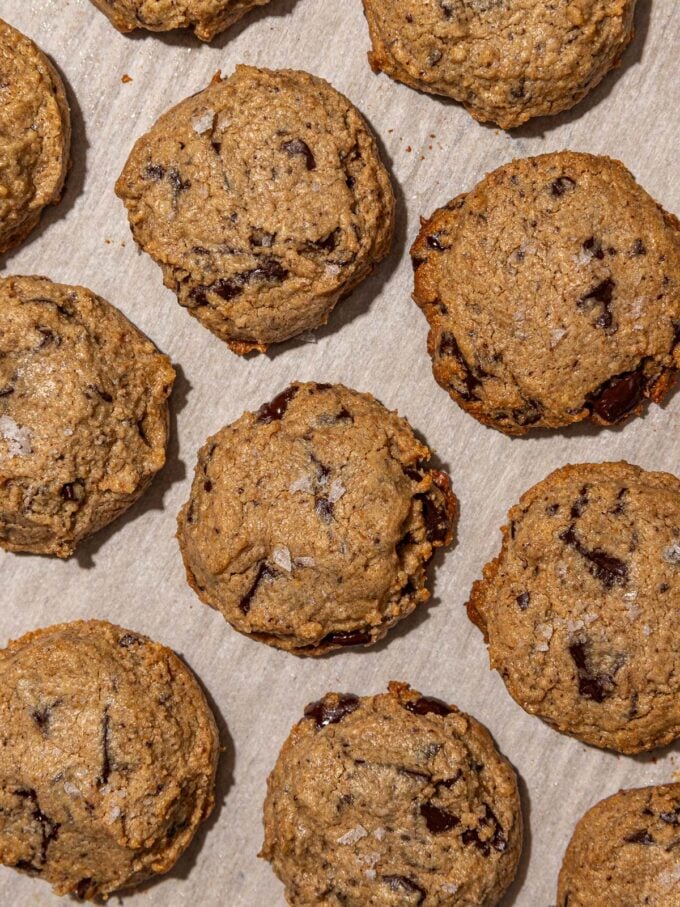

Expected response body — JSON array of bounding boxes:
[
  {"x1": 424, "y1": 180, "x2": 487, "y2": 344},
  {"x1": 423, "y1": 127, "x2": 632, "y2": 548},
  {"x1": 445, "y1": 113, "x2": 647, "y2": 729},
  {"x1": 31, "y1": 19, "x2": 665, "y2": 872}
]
[{"x1": 1, "y1": 1, "x2": 679, "y2": 904}]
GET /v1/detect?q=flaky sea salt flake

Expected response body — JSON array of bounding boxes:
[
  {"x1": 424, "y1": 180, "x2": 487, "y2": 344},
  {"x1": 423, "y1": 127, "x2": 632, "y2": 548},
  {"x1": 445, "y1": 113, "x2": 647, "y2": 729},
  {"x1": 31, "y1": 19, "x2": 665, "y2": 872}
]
[{"x1": 337, "y1": 824, "x2": 367, "y2": 845}]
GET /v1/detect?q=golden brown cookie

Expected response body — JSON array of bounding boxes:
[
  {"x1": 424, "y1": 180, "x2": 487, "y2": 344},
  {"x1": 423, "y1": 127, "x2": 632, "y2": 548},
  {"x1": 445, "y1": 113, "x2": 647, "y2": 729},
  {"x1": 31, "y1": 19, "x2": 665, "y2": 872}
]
[
  {"x1": 467, "y1": 461, "x2": 680, "y2": 754},
  {"x1": 557, "y1": 784, "x2": 680, "y2": 906},
  {"x1": 177, "y1": 382, "x2": 456, "y2": 655},
  {"x1": 0, "y1": 620, "x2": 219, "y2": 900},
  {"x1": 261, "y1": 682, "x2": 523, "y2": 906},
  {"x1": 116, "y1": 66, "x2": 394, "y2": 355},
  {"x1": 0, "y1": 18, "x2": 70, "y2": 254},
  {"x1": 89, "y1": 0, "x2": 271, "y2": 41},
  {"x1": 0, "y1": 276, "x2": 175, "y2": 557},
  {"x1": 411, "y1": 152, "x2": 680, "y2": 435},
  {"x1": 362, "y1": 0, "x2": 636, "y2": 129}
]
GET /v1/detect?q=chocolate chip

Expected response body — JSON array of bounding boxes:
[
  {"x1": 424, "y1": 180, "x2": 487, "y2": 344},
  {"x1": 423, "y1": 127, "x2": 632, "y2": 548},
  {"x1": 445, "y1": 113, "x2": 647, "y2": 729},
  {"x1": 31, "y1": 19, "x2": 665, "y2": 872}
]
[
  {"x1": 546, "y1": 504, "x2": 559, "y2": 516},
  {"x1": 36, "y1": 326, "x2": 60, "y2": 348},
  {"x1": 560, "y1": 524, "x2": 628, "y2": 589},
  {"x1": 624, "y1": 829, "x2": 655, "y2": 845},
  {"x1": 143, "y1": 164, "x2": 165, "y2": 180},
  {"x1": 203, "y1": 480, "x2": 213, "y2": 492},
  {"x1": 426, "y1": 233, "x2": 445, "y2": 251},
  {"x1": 118, "y1": 633, "x2": 140, "y2": 648},
  {"x1": 589, "y1": 368, "x2": 646, "y2": 423},
  {"x1": 510, "y1": 79, "x2": 526, "y2": 99},
  {"x1": 570, "y1": 486, "x2": 589, "y2": 518},
  {"x1": 438, "y1": 332, "x2": 480, "y2": 400},
  {"x1": 31, "y1": 707, "x2": 51, "y2": 731},
  {"x1": 660, "y1": 807, "x2": 680, "y2": 825},
  {"x1": 404, "y1": 696, "x2": 451, "y2": 718},
  {"x1": 335, "y1": 406, "x2": 353, "y2": 422},
  {"x1": 316, "y1": 497, "x2": 334, "y2": 523},
  {"x1": 60, "y1": 483, "x2": 76, "y2": 501},
  {"x1": 383, "y1": 876, "x2": 426, "y2": 903},
  {"x1": 282, "y1": 138, "x2": 316, "y2": 170},
  {"x1": 167, "y1": 167, "x2": 191, "y2": 192},
  {"x1": 240, "y1": 562, "x2": 275, "y2": 614},
  {"x1": 346, "y1": 175, "x2": 356, "y2": 189},
  {"x1": 568, "y1": 639, "x2": 616, "y2": 703},
  {"x1": 74, "y1": 878, "x2": 95, "y2": 900},
  {"x1": 583, "y1": 237, "x2": 605, "y2": 260},
  {"x1": 550, "y1": 176, "x2": 576, "y2": 196},
  {"x1": 248, "y1": 257, "x2": 289, "y2": 283},
  {"x1": 321, "y1": 629, "x2": 372, "y2": 647},
  {"x1": 307, "y1": 229, "x2": 339, "y2": 252},
  {"x1": 16, "y1": 789, "x2": 60, "y2": 865},
  {"x1": 513, "y1": 400, "x2": 543, "y2": 426},
  {"x1": 97, "y1": 708, "x2": 112, "y2": 787},
  {"x1": 461, "y1": 804, "x2": 507, "y2": 856},
  {"x1": 632, "y1": 239, "x2": 647, "y2": 256},
  {"x1": 516, "y1": 592, "x2": 530, "y2": 610},
  {"x1": 256, "y1": 386, "x2": 299, "y2": 423},
  {"x1": 420, "y1": 802, "x2": 459, "y2": 833},
  {"x1": 578, "y1": 278, "x2": 615, "y2": 331},
  {"x1": 304, "y1": 693, "x2": 360, "y2": 728},
  {"x1": 417, "y1": 492, "x2": 450, "y2": 544},
  {"x1": 0, "y1": 385, "x2": 14, "y2": 397}
]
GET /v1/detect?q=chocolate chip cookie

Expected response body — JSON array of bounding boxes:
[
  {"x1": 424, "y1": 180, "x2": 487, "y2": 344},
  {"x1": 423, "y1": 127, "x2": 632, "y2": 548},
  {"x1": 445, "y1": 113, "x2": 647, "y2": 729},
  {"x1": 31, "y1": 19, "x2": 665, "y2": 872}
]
[
  {"x1": 177, "y1": 382, "x2": 456, "y2": 655},
  {"x1": 557, "y1": 784, "x2": 680, "y2": 906},
  {"x1": 411, "y1": 152, "x2": 680, "y2": 435},
  {"x1": 261, "y1": 682, "x2": 522, "y2": 906},
  {"x1": 362, "y1": 0, "x2": 636, "y2": 129},
  {"x1": 0, "y1": 19, "x2": 70, "y2": 255},
  {"x1": 467, "y1": 461, "x2": 680, "y2": 754},
  {"x1": 89, "y1": 0, "x2": 271, "y2": 41},
  {"x1": 0, "y1": 276, "x2": 175, "y2": 557},
  {"x1": 116, "y1": 66, "x2": 395, "y2": 355},
  {"x1": 0, "y1": 620, "x2": 219, "y2": 900}
]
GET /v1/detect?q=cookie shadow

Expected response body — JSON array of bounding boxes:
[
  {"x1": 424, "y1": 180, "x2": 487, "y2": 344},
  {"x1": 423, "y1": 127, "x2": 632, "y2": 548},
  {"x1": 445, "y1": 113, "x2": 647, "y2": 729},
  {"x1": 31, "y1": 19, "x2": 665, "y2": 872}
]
[
  {"x1": 73, "y1": 364, "x2": 190, "y2": 568},
  {"x1": 0, "y1": 60, "x2": 88, "y2": 270},
  {"x1": 121, "y1": 0, "x2": 301, "y2": 50},
  {"x1": 264, "y1": 123, "x2": 408, "y2": 360},
  {"x1": 499, "y1": 771, "x2": 532, "y2": 907}
]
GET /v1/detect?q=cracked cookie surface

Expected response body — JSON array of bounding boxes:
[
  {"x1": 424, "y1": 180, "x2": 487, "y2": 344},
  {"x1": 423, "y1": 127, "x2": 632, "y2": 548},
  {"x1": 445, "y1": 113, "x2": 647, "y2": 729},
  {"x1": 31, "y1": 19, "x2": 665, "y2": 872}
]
[
  {"x1": 89, "y1": 0, "x2": 271, "y2": 41},
  {"x1": 177, "y1": 382, "x2": 456, "y2": 655},
  {"x1": 411, "y1": 152, "x2": 680, "y2": 435},
  {"x1": 0, "y1": 275, "x2": 175, "y2": 557},
  {"x1": 0, "y1": 620, "x2": 219, "y2": 901},
  {"x1": 261, "y1": 682, "x2": 522, "y2": 906},
  {"x1": 0, "y1": 18, "x2": 70, "y2": 254},
  {"x1": 467, "y1": 461, "x2": 680, "y2": 753},
  {"x1": 558, "y1": 784, "x2": 680, "y2": 906},
  {"x1": 116, "y1": 66, "x2": 394, "y2": 354},
  {"x1": 362, "y1": 0, "x2": 636, "y2": 129}
]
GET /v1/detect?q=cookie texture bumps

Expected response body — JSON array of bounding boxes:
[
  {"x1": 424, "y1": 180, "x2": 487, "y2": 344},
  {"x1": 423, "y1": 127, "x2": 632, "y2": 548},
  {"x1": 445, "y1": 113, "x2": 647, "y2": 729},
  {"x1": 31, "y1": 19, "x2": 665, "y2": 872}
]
[
  {"x1": 411, "y1": 152, "x2": 680, "y2": 435},
  {"x1": 116, "y1": 66, "x2": 394, "y2": 355},
  {"x1": 177, "y1": 382, "x2": 456, "y2": 655},
  {"x1": 0, "y1": 18, "x2": 70, "y2": 254},
  {"x1": 557, "y1": 784, "x2": 680, "y2": 905},
  {"x1": 467, "y1": 462, "x2": 680, "y2": 754},
  {"x1": 261, "y1": 682, "x2": 522, "y2": 906},
  {"x1": 362, "y1": 0, "x2": 636, "y2": 129},
  {"x1": 0, "y1": 620, "x2": 219, "y2": 900},
  {"x1": 89, "y1": 0, "x2": 270, "y2": 40},
  {"x1": 0, "y1": 276, "x2": 175, "y2": 557}
]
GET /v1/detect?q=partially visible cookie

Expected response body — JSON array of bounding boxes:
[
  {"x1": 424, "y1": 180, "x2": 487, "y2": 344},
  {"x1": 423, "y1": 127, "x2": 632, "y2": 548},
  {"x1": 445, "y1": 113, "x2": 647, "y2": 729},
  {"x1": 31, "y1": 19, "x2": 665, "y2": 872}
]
[
  {"x1": 0, "y1": 276, "x2": 175, "y2": 557},
  {"x1": 362, "y1": 0, "x2": 636, "y2": 129},
  {"x1": 467, "y1": 461, "x2": 680, "y2": 754},
  {"x1": 261, "y1": 682, "x2": 523, "y2": 906},
  {"x1": 411, "y1": 152, "x2": 680, "y2": 435},
  {"x1": 177, "y1": 382, "x2": 456, "y2": 655},
  {"x1": 89, "y1": 0, "x2": 271, "y2": 41},
  {"x1": 0, "y1": 19, "x2": 70, "y2": 254},
  {"x1": 557, "y1": 784, "x2": 680, "y2": 906},
  {"x1": 116, "y1": 65, "x2": 394, "y2": 355},
  {"x1": 0, "y1": 620, "x2": 219, "y2": 901}
]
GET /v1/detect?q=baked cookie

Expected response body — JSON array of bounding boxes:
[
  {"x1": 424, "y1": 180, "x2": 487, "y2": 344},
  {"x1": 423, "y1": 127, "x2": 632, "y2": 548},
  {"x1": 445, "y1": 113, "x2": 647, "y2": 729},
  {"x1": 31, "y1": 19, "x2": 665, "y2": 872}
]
[
  {"x1": 0, "y1": 620, "x2": 219, "y2": 900},
  {"x1": 177, "y1": 382, "x2": 456, "y2": 655},
  {"x1": 89, "y1": 0, "x2": 271, "y2": 41},
  {"x1": 261, "y1": 682, "x2": 523, "y2": 906},
  {"x1": 411, "y1": 152, "x2": 680, "y2": 435},
  {"x1": 0, "y1": 276, "x2": 175, "y2": 557},
  {"x1": 467, "y1": 461, "x2": 680, "y2": 754},
  {"x1": 0, "y1": 19, "x2": 70, "y2": 254},
  {"x1": 557, "y1": 784, "x2": 680, "y2": 906},
  {"x1": 362, "y1": 0, "x2": 636, "y2": 129},
  {"x1": 116, "y1": 65, "x2": 394, "y2": 355}
]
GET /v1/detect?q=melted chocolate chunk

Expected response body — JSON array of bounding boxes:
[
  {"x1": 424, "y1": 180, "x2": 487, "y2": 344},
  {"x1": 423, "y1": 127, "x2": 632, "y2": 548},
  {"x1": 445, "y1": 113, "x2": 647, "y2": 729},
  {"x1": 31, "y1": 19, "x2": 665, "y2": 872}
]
[
  {"x1": 570, "y1": 486, "x2": 589, "y2": 518},
  {"x1": 383, "y1": 876, "x2": 426, "y2": 903},
  {"x1": 461, "y1": 804, "x2": 507, "y2": 856},
  {"x1": 118, "y1": 633, "x2": 141, "y2": 648},
  {"x1": 97, "y1": 708, "x2": 112, "y2": 787},
  {"x1": 578, "y1": 277, "x2": 615, "y2": 330},
  {"x1": 256, "y1": 386, "x2": 298, "y2": 423},
  {"x1": 16, "y1": 789, "x2": 60, "y2": 865},
  {"x1": 203, "y1": 479, "x2": 213, "y2": 493},
  {"x1": 282, "y1": 138, "x2": 316, "y2": 170},
  {"x1": 417, "y1": 492, "x2": 450, "y2": 544},
  {"x1": 404, "y1": 696, "x2": 451, "y2": 718},
  {"x1": 31, "y1": 706, "x2": 51, "y2": 732},
  {"x1": 60, "y1": 483, "x2": 76, "y2": 501},
  {"x1": 321, "y1": 628, "x2": 372, "y2": 647},
  {"x1": 516, "y1": 592, "x2": 530, "y2": 610},
  {"x1": 167, "y1": 168, "x2": 191, "y2": 193},
  {"x1": 421, "y1": 802, "x2": 460, "y2": 833},
  {"x1": 307, "y1": 229, "x2": 339, "y2": 252},
  {"x1": 240, "y1": 562, "x2": 276, "y2": 614},
  {"x1": 632, "y1": 239, "x2": 647, "y2": 256},
  {"x1": 660, "y1": 806, "x2": 680, "y2": 826},
  {"x1": 74, "y1": 878, "x2": 95, "y2": 900},
  {"x1": 624, "y1": 829, "x2": 655, "y2": 845},
  {"x1": 143, "y1": 164, "x2": 166, "y2": 180},
  {"x1": 550, "y1": 176, "x2": 576, "y2": 196},
  {"x1": 589, "y1": 368, "x2": 646, "y2": 423},
  {"x1": 438, "y1": 332, "x2": 480, "y2": 400},
  {"x1": 315, "y1": 497, "x2": 334, "y2": 523},
  {"x1": 426, "y1": 233, "x2": 445, "y2": 251},
  {"x1": 559, "y1": 524, "x2": 628, "y2": 588},
  {"x1": 568, "y1": 640, "x2": 616, "y2": 703},
  {"x1": 248, "y1": 257, "x2": 289, "y2": 283},
  {"x1": 304, "y1": 693, "x2": 360, "y2": 728},
  {"x1": 583, "y1": 237, "x2": 605, "y2": 260}
]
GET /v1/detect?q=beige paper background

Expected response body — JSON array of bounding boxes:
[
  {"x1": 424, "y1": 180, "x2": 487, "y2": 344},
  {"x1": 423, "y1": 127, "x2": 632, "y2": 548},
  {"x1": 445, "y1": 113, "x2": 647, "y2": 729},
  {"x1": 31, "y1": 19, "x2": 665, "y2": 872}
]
[{"x1": 1, "y1": 1, "x2": 679, "y2": 903}]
